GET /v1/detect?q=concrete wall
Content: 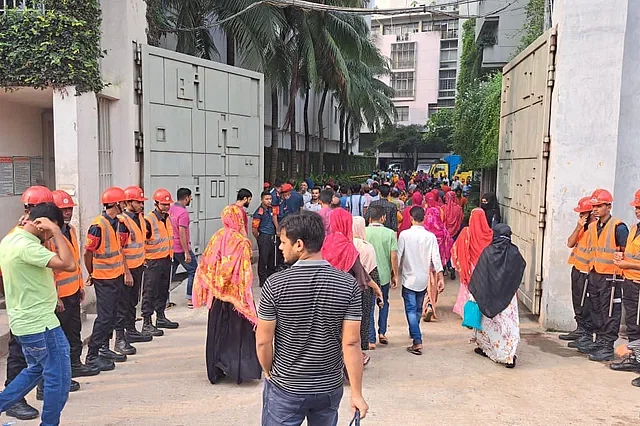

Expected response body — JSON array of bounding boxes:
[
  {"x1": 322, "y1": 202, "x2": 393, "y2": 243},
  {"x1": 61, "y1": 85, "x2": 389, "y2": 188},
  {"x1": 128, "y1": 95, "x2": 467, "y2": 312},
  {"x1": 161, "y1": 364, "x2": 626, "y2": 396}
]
[
  {"x1": 476, "y1": 0, "x2": 527, "y2": 68},
  {"x1": 0, "y1": 100, "x2": 45, "y2": 238},
  {"x1": 541, "y1": 0, "x2": 639, "y2": 330}
]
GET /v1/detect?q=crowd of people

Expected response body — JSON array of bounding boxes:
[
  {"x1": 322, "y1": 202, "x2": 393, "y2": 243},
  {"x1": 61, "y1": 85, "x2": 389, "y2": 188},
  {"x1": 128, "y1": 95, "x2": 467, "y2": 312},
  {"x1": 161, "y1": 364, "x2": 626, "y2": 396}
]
[{"x1": 0, "y1": 184, "x2": 199, "y2": 424}]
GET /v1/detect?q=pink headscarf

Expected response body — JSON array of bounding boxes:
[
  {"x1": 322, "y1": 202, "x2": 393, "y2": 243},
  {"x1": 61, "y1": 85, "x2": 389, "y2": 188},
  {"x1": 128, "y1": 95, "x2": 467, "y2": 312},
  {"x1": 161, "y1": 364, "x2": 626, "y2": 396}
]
[
  {"x1": 352, "y1": 216, "x2": 377, "y2": 274},
  {"x1": 322, "y1": 208, "x2": 359, "y2": 272},
  {"x1": 411, "y1": 191, "x2": 423, "y2": 207},
  {"x1": 425, "y1": 192, "x2": 439, "y2": 209},
  {"x1": 424, "y1": 207, "x2": 453, "y2": 265},
  {"x1": 443, "y1": 191, "x2": 464, "y2": 237}
]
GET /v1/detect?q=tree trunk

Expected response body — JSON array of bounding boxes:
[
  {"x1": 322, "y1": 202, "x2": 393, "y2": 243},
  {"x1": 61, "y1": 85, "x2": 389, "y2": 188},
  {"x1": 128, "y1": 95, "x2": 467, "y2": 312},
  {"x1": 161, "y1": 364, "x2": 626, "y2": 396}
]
[
  {"x1": 318, "y1": 83, "x2": 329, "y2": 178},
  {"x1": 226, "y1": 32, "x2": 235, "y2": 66},
  {"x1": 413, "y1": 146, "x2": 418, "y2": 170},
  {"x1": 303, "y1": 87, "x2": 311, "y2": 177},
  {"x1": 270, "y1": 86, "x2": 279, "y2": 183},
  {"x1": 288, "y1": 55, "x2": 298, "y2": 178},
  {"x1": 338, "y1": 109, "x2": 345, "y2": 171},
  {"x1": 344, "y1": 114, "x2": 351, "y2": 171}
]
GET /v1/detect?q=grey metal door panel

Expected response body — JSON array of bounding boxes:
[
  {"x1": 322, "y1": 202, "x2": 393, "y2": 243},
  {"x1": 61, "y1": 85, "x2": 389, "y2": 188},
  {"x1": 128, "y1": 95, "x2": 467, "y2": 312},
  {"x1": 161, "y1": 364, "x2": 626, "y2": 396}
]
[
  {"x1": 229, "y1": 74, "x2": 260, "y2": 117},
  {"x1": 497, "y1": 27, "x2": 557, "y2": 315},
  {"x1": 205, "y1": 112, "x2": 224, "y2": 154},
  {"x1": 192, "y1": 108, "x2": 206, "y2": 153},
  {"x1": 223, "y1": 116, "x2": 261, "y2": 156},
  {"x1": 227, "y1": 155, "x2": 259, "y2": 177},
  {"x1": 205, "y1": 154, "x2": 225, "y2": 177},
  {"x1": 204, "y1": 68, "x2": 229, "y2": 113},
  {"x1": 149, "y1": 152, "x2": 192, "y2": 177},
  {"x1": 148, "y1": 104, "x2": 192, "y2": 152}
]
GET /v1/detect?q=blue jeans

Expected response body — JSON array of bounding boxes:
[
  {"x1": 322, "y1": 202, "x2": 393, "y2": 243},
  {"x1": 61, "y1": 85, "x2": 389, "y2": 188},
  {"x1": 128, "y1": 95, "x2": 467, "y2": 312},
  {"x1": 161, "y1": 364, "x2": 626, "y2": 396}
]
[
  {"x1": 369, "y1": 283, "x2": 390, "y2": 344},
  {"x1": 0, "y1": 326, "x2": 71, "y2": 426},
  {"x1": 173, "y1": 250, "x2": 197, "y2": 300},
  {"x1": 402, "y1": 286, "x2": 426, "y2": 345},
  {"x1": 261, "y1": 379, "x2": 343, "y2": 426}
]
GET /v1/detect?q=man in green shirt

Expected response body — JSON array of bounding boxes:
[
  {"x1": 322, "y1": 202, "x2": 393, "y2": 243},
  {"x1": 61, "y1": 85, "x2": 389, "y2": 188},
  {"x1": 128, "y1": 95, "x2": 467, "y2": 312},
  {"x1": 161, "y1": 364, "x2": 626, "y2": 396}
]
[
  {"x1": 0, "y1": 203, "x2": 76, "y2": 426},
  {"x1": 365, "y1": 205, "x2": 399, "y2": 348}
]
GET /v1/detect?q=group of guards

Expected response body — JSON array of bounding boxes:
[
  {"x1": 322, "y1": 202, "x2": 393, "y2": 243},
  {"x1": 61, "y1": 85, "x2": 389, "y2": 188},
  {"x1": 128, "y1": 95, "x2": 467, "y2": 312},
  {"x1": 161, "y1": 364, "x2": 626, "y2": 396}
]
[
  {"x1": 565, "y1": 188, "x2": 640, "y2": 387},
  {"x1": 1, "y1": 184, "x2": 180, "y2": 420}
]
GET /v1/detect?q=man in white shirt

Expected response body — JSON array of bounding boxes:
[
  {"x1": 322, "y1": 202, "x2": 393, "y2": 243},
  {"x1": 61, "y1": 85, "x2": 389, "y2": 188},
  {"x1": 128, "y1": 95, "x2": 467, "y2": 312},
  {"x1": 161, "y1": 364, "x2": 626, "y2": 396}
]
[
  {"x1": 398, "y1": 206, "x2": 444, "y2": 356},
  {"x1": 303, "y1": 187, "x2": 322, "y2": 213},
  {"x1": 299, "y1": 181, "x2": 312, "y2": 205}
]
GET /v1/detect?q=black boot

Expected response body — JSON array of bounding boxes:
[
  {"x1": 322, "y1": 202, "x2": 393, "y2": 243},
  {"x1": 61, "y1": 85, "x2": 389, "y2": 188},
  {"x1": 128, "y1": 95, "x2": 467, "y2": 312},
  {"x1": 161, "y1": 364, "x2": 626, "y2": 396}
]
[
  {"x1": 86, "y1": 353, "x2": 116, "y2": 371},
  {"x1": 559, "y1": 327, "x2": 584, "y2": 341},
  {"x1": 156, "y1": 312, "x2": 179, "y2": 329},
  {"x1": 589, "y1": 342, "x2": 614, "y2": 362},
  {"x1": 5, "y1": 400, "x2": 39, "y2": 420},
  {"x1": 610, "y1": 355, "x2": 640, "y2": 371},
  {"x1": 71, "y1": 361, "x2": 101, "y2": 378},
  {"x1": 37, "y1": 380, "x2": 80, "y2": 400},
  {"x1": 98, "y1": 343, "x2": 127, "y2": 362},
  {"x1": 576, "y1": 336, "x2": 601, "y2": 354},
  {"x1": 450, "y1": 268, "x2": 456, "y2": 280},
  {"x1": 126, "y1": 327, "x2": 153, "y2": 343},
  {"x1": 114, "y1": 331, "x2": 137, "y2": 356},
  {"x1": 142, "y1": 316, "x2": 164, "y2": 336}
]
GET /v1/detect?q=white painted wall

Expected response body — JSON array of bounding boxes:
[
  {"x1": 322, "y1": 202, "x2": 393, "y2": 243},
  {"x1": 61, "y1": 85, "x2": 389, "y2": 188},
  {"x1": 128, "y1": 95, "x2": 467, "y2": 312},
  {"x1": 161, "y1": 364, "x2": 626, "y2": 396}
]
[
  {"x1": 0, "y1": 100, "x2": 45, "y2": 238},
  {"x1": 541, "y1": 0, "x2": 639, "y2": 330}
]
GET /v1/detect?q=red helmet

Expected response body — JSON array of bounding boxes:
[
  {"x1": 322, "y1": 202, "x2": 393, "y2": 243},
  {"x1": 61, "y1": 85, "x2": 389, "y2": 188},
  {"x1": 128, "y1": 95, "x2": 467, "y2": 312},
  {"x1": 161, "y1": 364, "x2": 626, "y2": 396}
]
[
  {"x1": 101, "y1": 187, "x2": 126, "y2": 205},
  {"x1": 630, "y1": 189, "x2": 640, "y2": 208},
  {"x1": 152, "y1": 188, "x2": 174, "y2": 203},
  {"x1": 590, "y1": 189, "x2": 613, "y2": 205},
  {"x1": 574, "y1": 196, "x2": 593, "y2": 213},
  {"x1": 21, "y1": 186, "x2": 54, "y2": 205},
  {"x1": 52, "y1": 190, "x2": 77, "y2": 209},
  {"x1": 123, "y1": 186, "x2": 148, "y2": 202}
]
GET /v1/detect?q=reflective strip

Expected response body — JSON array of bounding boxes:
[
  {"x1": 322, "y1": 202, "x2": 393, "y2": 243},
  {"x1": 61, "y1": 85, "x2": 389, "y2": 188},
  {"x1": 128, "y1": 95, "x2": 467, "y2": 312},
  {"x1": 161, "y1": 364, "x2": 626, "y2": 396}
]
[
  {"x1": 94, "y1": 262, "x2": 122, "y2": 270},
  {"x1": 93, "y1": 250, "x2": 120, "y2": 259},
  {"x1": 125, "y1": 252, "x2": 145, "y2": 260},
  {"x1": 127, "y1": 242, "x2": 143, "y2": 249},
  {"x1": 146, "y1": 246, "x2": 167, "y2": 253},
  {"x1": 57, "y1": 274, "x2": 81, "y2": 286},
  {"x1": 147, "y1": 237, "x2": 168, "y2": 246},
  {"x1": 574, "y1": 254, "x2": 591, "y2": 264}
]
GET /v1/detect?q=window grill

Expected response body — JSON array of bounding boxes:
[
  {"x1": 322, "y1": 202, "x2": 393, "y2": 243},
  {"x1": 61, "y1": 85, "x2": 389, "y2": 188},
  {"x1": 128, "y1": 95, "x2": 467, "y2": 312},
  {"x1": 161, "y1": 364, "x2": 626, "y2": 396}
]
[
  {"x1": 0, "y1": 0, "x2": 44, "y2": 13},
  {"x1": 97, "y1": 98, "x2": 113, "y2": 194}
]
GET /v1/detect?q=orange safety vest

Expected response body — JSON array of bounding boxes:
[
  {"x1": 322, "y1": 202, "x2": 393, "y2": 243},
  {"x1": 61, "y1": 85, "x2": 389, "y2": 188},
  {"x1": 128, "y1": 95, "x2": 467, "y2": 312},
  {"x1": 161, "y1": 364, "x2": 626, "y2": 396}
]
[
  {"x1": 118, "y1": 212, "x2": 147, "y2": 269},
  {"x1": 46, "y1": 224, "x2": 83, "y2": 298},
  {"x1": 588, "y1": 217, "x2": 623, "y2": 275},
  {"x1": 623, "y1": 225, "x2": 640, "y2": 281},
  {"x1": 145, "y1": 211, "x2": 173, "y2": 260},
  {"x1": 91, "y1": 215, "x2": 125, "y2": 279},
  {"x1": 568, "y1": 228, "x2": 591, "y2": 273}
]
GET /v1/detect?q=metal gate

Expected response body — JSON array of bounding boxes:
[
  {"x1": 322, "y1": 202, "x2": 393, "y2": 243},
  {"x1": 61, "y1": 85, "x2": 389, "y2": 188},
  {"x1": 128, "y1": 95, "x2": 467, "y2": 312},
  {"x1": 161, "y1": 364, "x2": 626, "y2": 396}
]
[
  {"x1": 497, "y1": 27, "x2": 557, "y2": 314},
  {"x1": 135, "y1": 45, "x2": 264, "y2": 254}
]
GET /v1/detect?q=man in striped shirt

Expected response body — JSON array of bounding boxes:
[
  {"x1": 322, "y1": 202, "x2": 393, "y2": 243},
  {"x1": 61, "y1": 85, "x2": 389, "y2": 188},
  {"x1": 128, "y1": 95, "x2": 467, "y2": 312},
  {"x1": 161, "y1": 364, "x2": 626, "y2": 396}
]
[{"x1": 256, "y1": 212, "x2": 369, "y2": 425}]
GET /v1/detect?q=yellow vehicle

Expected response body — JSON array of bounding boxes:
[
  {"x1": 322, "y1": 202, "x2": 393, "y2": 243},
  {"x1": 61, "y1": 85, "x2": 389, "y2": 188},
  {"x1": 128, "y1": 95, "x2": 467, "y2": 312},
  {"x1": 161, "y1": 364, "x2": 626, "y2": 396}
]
[{"x1": 427, "y1": 154, "x2": 473, "y2": 183}]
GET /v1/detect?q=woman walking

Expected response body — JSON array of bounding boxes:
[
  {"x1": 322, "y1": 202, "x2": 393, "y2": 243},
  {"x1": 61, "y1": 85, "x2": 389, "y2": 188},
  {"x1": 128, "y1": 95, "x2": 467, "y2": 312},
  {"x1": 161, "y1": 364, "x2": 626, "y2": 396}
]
[
  {"x1": 469, "y1": 223, "x2": 526, "y2": 368},
  {"x1": 442, "y1": 191, "x2": 465, "y2": 279},
  {"x1": 422, "y1": 207, "x2": 454, "y2": 321},
  {"x1": 481, "y1": 193, "x2": 502, "y2": 227},
  {"x1": 192, "y1": 205, "x2": 261, "y2": 384},
  {"x1": 451, "y1": 208, "x2": 493, "y2": 317}
]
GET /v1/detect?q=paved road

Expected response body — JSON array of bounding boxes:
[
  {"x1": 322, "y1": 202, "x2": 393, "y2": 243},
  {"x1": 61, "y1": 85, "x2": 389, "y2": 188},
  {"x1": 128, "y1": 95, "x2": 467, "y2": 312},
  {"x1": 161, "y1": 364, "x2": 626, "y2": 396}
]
[{"x1": 1, "y1": 277, "x2": 639, "y2": 425}]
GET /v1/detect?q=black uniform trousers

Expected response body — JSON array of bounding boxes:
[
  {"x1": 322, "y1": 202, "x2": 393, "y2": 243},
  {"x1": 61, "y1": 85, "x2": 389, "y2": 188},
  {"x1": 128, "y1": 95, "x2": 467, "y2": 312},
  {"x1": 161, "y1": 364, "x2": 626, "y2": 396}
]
[
  {"x1": 142, "y1": 257, "x2": 171, "y2": 318},
  {"x1": 58, "y1": 290, "x2": 83, "y2": 365},
  {"x1": 587, "y1": 271, "x2": 622, "y2": 344},
  {"x1": 88, "y1": 276, "x2": 124, "y2": 355},
  {"x1": 570, "y1": 267, "x2": 593, "y2": 332},
  {"x1": 116, "y1": 266, "x2": 144, "y2": 331},
  {"x1": 4, "y1": 334, "x2": 27, "y2": 404},
  {"x1": 623, "y1": 279, "x2": 640, "y2": 342},
  {"x1": 257, "y1": 233, "x2": 276, "y2": 285}
]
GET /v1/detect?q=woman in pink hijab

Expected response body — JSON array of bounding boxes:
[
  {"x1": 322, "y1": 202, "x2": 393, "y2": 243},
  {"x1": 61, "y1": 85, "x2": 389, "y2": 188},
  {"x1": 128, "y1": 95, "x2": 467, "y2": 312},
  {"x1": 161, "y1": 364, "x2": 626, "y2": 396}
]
[
  {"x1": 398, "y1": 191, "x2": 423, "y2": 236},
  {"x1": 423, "y1": 207, "x2": 454, "y2": 321}
]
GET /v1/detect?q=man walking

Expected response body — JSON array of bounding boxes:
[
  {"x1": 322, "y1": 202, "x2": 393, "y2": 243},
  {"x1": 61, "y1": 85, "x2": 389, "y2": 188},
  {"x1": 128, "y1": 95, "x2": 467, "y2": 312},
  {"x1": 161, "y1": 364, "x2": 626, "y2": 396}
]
[
  {"x1": 253, "y1": 190, "x2": 278, "y2": 287},
  {"x1": 365, "y1": 184, "x2": 398, "y2": 231},
  {"x1": 169, "y1": 188, "x2": 197, "y2": 307},
  {"x1": 256, "y1": 212, "x2": 368, "y2": 425},
  {"x1": 0, "y1": 203, "x2": 76, "y2": 425},
  {"x1": 303, "y1": 186, "x2": 322, "y2": 213},
  {"x1": 347, "y1": 183, "x2": 369, "y2": 217},
  {"x1": 398, "y1": 206, "x2": 444, "y2": 356},
  {"x1": 365, "y1": 205, "x2": 398, "y2": 347},
  {"x1": 235, "y1": 188, "x2": 253, "y2": 236}
]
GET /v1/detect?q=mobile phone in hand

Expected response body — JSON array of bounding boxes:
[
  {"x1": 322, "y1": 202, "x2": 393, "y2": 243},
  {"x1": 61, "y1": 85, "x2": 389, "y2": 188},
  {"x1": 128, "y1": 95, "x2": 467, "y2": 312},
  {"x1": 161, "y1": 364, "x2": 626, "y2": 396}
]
[{"x1": 376, "y1": 297, "x2": 384, "y2": 309}]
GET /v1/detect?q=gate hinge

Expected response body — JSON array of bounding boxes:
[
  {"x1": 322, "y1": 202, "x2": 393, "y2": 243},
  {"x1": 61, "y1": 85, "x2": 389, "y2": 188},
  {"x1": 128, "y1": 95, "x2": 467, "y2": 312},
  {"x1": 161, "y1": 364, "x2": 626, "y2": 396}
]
[
  {"x1": 135, "y1": 76, "x2": 142, "y2": 95},
  {"x1": 134, "y1": 43, "x2": 142, "y2": 65},
  {"x1": 538, "y1": 206, "x2": 547, "y2": 229},
  {"x1": 135, "y1": 132, "x2": 143, "y2": 152},
  {"x1": 542, "y1": 136, "x2": 551, "y2": 157}
]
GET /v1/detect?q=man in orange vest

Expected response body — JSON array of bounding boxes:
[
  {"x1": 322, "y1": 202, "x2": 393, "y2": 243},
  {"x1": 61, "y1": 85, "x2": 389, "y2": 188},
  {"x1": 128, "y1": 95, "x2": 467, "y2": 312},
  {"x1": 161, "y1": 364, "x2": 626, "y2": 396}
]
[
  {"x1": 142, "y1": 188, "x2": 179, "y2": 334},
  {"x1": 577, "y1": 189, "x2": 629, "y2": 362},
  {"x1": 84, "y1": 187, "x2": 130, "y2": 371},
  {"x1": 562, "y1": 196, "x2": 596, "y2": 345},
  {"x1": 609, "y1": 189, "x2": 640, "y2": 377},
  {"x1": 34, "y1": 190, "x2": 99, "y2": 401},
  {"x1": 114, "y1": 186, "x2": 154, "y2": 357},
  {"x1": 0, "y1": 186, "x2": 53, "y2": 421}
]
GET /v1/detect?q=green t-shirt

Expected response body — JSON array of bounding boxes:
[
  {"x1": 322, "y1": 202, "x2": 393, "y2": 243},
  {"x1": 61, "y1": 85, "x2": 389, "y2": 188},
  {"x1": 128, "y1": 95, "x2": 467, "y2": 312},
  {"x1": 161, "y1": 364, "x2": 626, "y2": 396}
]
[
  {"x1": 0, "y1": 228, "x2": 59, "y2": 336},
  {"x1": 365, "y1": 224, "x2": 398, "y2": 286}
]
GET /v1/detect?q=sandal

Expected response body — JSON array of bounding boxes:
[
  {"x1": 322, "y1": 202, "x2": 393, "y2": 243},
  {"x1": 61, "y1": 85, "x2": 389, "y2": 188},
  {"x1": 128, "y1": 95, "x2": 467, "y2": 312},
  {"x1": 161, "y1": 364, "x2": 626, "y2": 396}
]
[
  {"x1": 422, "y1": 304, "x2": 433, "y2": 322},
  {"x1": 363, "y1": 354, "x2": 371, "y2": 366},
  {"x1": 379, "y1": 335, "x2": 389, "y2": 345},
  {"x1": 166, "y1": 302, "x2": 176, "y2": 310},
  {"x1": 368, "y1": 343, "x2": 376, "y2": 350},
  {"x1": 474, "y1": 347, "x2": 488, "y2": 358},
  {"x1": 406, "y1": 346, "x2": 422, "y2": 356},
  {"x1": 187, "y1": 302, "x2": 194, "y2": 309}
]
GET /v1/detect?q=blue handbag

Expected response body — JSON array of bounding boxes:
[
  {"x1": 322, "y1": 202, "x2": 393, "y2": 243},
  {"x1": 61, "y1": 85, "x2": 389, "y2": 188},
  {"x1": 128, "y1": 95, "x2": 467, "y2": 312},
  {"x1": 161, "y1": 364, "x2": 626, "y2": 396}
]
[{"x1": 462, "y1": 299, "x2": 483, "y2": 330}]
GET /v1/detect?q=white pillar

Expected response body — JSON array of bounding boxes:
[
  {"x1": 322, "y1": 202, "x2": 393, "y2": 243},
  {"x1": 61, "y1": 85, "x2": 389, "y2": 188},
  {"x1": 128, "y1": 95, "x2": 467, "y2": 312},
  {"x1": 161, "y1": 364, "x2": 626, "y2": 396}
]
[{"x1": 541, "y1": 0, "x2": 640, "y2": 330}]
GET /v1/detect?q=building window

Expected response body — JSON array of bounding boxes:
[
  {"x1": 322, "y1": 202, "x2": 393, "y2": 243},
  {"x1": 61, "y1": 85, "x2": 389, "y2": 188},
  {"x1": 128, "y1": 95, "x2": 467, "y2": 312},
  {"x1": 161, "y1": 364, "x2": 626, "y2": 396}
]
[
  {"x1": 438, "y1": 90, "x2": 456, "y2": 98},
  {"x1": 439, "y1": 69, "x2": 457, "y2": 92},
  {"x1": 395, "y1": 106, "x2": 409, "y2": 122},
  {"x1": 391, "y1": 71, "x2": 415, "y2": 98},
  {"x1": 440, "y1": 40, "x2": 458, "y2": 49},
  {"x1": 422, "y1": 19, "x2": 458, "y2": 39},
  {"x1": 428, "y1": 103, "x2": 438, "y2": 118},
  {"x1": 437, "y1": 99, "x2": 455, "y2": 108},
  {"x1": 390, "y1": 42, "x2": 416, "y2": 69},
  {"x1": 383, "y1": 22, "x2": 419, "y2": 36},
  {"x1": 97, "y1": 97, "x2": 113, "y2": 194},
  {"x1": 440, "y1": 49, "x2": 457, "y2": 62},
  {"x1": 371, "y1": 24, "x2": 381, "y2": 35}
]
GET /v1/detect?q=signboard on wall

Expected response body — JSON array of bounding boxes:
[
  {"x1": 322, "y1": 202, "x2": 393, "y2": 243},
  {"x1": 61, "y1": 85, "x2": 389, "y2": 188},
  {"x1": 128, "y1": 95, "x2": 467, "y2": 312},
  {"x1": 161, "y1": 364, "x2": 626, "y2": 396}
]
[
  {"x1": 30, "y1": 156, "x2": 44, "y2": 186},
  {"x1": 13, "y1": 156, "x2": 31, "y2": 195},
  {"x1": 0, "y1": 157, "x2": 13, "y2": 196}
]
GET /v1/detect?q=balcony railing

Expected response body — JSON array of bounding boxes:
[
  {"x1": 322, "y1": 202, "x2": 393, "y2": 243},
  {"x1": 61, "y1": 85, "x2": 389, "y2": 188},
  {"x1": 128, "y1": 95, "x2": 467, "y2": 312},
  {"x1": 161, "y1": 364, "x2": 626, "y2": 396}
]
[
  {"x1": 0, "y1": 0, "x2": 44, "y2": 13},
  {"x1": 393, "y1": 88, "x2": 415, "y2": 98},
  {"x1": 391, "y1": 59, "x2": 416, "y2": 70}
]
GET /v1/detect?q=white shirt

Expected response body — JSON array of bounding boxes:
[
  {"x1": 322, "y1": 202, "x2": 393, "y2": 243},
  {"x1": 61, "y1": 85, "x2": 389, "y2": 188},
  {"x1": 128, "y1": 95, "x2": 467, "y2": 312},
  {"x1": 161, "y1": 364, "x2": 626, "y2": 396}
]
[
  {"x1": 397, "y1": 225, "x2": 443, "y2": 292},
  {"x1": 304, "y1": 201, "x2": 322, "y2": 213},
  {"x1": 301, "y1": 191, "x2": 312, "y2": 204},
  {"x1": 347, "y1": 194, "x2": 370, "y2": 217}
]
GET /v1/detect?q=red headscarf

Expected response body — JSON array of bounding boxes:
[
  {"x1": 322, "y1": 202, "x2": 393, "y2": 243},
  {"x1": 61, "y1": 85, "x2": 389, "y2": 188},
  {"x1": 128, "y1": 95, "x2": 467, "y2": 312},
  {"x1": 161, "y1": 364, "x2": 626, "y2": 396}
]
[
  {"x1": 425, "y1": 192, "x2": 438, "y2": 209},
  {"x1": 411, "y1": 191, "x2": 423, "y2": 207},
  {"x1": 321, "y1": 208, "x2": 359, "y2": 272},
  {"x1": 441, "y1": 185, "x2": 451, "y2": 193},
  {"x1": 451, "y1": 208, "x2": 493, "y2": 285},
  {"x1": 424, "y1": 207, "x2": 454, "y2": 265},
  {"x1": 443, "y1": 191, "x2": 464, "y2": 237}
]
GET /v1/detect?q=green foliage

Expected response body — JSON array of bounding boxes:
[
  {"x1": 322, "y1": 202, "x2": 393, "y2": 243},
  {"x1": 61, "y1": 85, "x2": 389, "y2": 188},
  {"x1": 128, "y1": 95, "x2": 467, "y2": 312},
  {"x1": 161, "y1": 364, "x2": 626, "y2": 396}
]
[
  {"x1": 517, "y1": 0, "x2": 545, "y2": 53},
  {"x1": 456, "y1": 19, "x2": 482, "y2": 96},
  {"x1": 423, "y1": 108, "x2": 454, "y2": 152},
  {"x1": 374, "y1": 124, "x2": 423, "y2": 154},
  {"x1": 0, "y1": 1, "x2": 103, "y2": 93},
  {"x1": 145, "y1": 0, "x2": 165, "y2": 47}
]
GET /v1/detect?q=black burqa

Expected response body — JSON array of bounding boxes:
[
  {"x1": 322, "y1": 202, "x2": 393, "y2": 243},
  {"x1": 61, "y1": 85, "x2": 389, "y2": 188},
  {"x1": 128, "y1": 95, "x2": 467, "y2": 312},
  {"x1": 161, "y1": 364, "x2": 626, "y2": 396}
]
[
  {"x1": 469, "y1": 224, "x2": 526, "y2": 319},
  {"x1": 481, "y1": 193, "x2": 501, "y2": 228}
]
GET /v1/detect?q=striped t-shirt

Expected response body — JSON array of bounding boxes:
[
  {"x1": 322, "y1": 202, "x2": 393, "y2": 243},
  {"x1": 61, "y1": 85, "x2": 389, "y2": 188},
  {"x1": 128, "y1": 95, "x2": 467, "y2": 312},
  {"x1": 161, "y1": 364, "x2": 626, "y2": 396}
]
[{"x1": 258, "y1": 259, "x2": 362, "y2": 394}]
